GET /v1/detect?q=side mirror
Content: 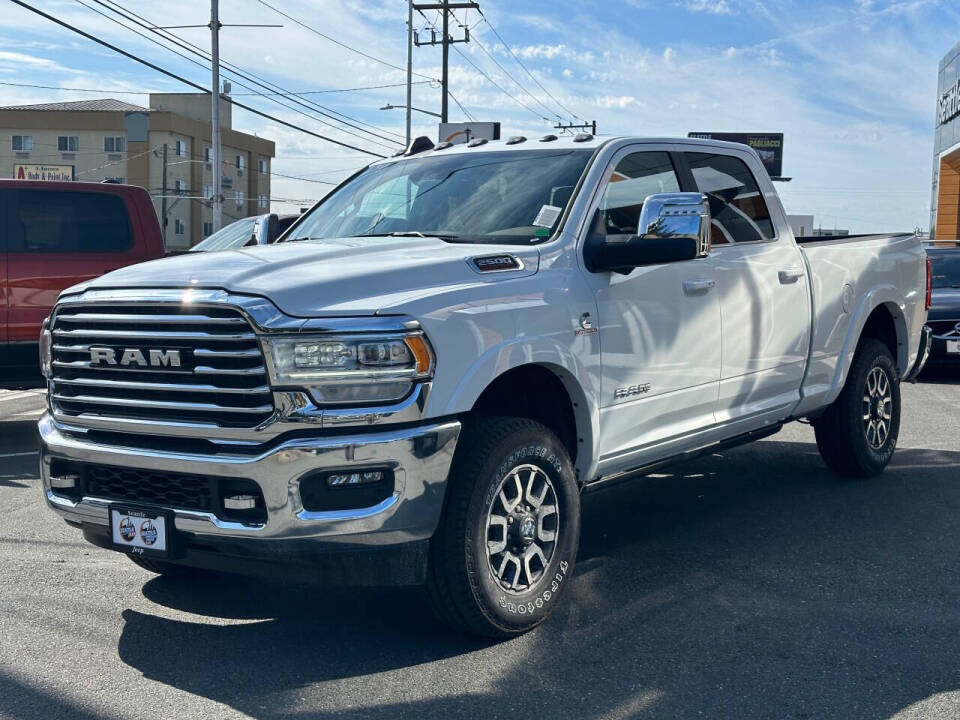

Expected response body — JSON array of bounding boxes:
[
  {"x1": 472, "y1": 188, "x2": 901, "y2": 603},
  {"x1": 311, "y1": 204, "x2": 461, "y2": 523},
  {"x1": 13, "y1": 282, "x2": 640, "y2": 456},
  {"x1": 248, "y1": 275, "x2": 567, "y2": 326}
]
[{"x1": 585, "y1": 192, "x2": 712, "y2": 273}]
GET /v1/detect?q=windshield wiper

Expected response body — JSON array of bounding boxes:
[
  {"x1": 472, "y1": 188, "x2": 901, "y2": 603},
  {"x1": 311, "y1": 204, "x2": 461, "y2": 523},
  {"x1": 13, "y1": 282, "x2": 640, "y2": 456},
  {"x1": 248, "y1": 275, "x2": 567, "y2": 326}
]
[{"x1": 353, "y1": 231, "x2": 463, "y2": 241}]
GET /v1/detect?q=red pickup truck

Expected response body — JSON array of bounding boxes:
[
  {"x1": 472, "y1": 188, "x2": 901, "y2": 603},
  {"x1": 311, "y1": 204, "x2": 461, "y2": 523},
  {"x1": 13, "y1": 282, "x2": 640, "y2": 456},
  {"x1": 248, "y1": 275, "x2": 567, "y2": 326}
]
[{"x1": 1, "y1": 180, "x2": 163, "y2": 386}]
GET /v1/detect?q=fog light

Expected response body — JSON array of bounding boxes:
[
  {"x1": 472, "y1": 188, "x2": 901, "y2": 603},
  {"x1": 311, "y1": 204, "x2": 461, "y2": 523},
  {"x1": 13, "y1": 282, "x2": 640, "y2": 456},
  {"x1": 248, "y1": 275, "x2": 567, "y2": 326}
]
[
  {"x1": 327, "y1": 470, "x2": 384, "y2": 487},
  {"x1": 49, "y1": 473, "x2": 80, "y2": 490},
  {"x1": 223, "y1": 494, "x2": 258, "y2": 510}
]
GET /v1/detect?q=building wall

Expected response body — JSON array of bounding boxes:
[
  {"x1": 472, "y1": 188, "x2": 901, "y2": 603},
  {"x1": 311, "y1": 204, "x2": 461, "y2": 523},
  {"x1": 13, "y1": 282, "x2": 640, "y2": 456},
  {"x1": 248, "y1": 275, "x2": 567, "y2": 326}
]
[
  {"x1": 0, "y1": 96, "x2": 275, "y2": 251},
  {"x1": 931, "y1": 41, "x2": 960, "y2": 239},
  {"x1": 0, "y1": 120, "x2": 131, "y2": 183}
]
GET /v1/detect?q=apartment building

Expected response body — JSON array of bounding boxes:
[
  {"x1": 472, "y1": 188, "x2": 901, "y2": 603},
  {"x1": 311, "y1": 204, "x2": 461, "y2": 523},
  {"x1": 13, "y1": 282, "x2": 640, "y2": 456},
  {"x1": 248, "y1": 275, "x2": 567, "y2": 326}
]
[{"x1": 0, "y1": 93, "x2": 275, "y2": 249}]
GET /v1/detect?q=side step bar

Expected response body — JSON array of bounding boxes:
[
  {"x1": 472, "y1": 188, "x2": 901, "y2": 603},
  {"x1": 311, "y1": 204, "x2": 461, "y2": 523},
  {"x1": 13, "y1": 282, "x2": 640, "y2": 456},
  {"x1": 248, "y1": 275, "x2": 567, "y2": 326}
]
[{"x1": 583, "y1": 423, "x2": 784, "y2": 494}]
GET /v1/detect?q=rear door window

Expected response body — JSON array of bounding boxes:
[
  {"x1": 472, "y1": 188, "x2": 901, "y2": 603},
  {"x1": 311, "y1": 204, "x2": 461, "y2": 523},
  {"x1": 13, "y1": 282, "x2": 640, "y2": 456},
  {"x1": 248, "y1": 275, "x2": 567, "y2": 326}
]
[
  {"x1": 9, "y1": 190, "x2": 133, "y2": 253},
  {"x1": 931, "y1": 251, "x2": 960, "y2": 288},
  {"x1": 684, "y1": 152, "x2": 775, "y2": 244}
]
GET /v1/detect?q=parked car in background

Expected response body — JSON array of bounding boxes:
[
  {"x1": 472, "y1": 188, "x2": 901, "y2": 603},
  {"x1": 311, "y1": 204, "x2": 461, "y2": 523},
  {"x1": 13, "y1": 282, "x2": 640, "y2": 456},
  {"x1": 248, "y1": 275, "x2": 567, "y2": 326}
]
[
  {"x1": 925, "y1": 243, "x2": 960, "y2": 367},
  {"x1": 0, "y1": 180, "x2": 163, "y2": 387},
  {"x1": 188, "y1": 213, "x2": 299, "y2": 252}
]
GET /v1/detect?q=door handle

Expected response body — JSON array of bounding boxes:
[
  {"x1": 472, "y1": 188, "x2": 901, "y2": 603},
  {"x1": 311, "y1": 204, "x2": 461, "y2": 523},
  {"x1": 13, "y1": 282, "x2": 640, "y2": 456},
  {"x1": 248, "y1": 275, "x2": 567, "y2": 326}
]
[
  {"x1": 778, "y1": 267, "x2": 805, "y2": 284},
  {"x1": 683, "y1": 278, "x2": 716, "y2": 294}
]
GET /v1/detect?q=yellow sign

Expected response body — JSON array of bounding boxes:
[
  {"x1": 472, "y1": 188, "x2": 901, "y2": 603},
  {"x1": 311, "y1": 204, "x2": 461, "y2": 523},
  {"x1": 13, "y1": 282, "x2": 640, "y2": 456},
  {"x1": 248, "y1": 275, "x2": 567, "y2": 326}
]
[{"x1": 13, "y1": 164, "x2": 74, "y2": 181}]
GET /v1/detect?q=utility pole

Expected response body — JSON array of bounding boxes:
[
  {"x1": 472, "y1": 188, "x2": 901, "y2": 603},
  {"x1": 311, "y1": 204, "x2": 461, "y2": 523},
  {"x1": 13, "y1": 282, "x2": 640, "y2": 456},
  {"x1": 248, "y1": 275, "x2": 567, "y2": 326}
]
[
  {"x1": 554, "y1": 120, "x2": 598, "y2": 135},
  {"x1": 405, "y1": 0, "x2": 413, "y2": 146},
  {"x1": 413, "y1": 1, "x2": 478, "y2": 122},
  {"x1": 210, "y1": 0, "x2": 222, "y2": 232},
  {"x1": 160, "y1": 143, "x2": 168, "y2": 244}
]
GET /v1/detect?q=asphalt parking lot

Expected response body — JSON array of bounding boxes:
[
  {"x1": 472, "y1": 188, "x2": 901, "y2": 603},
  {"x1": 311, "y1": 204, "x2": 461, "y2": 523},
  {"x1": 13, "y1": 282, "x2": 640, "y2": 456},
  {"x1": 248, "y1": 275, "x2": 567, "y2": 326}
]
[{"x1": 1, "y1": 374, "x2": 959, "y2": 720}]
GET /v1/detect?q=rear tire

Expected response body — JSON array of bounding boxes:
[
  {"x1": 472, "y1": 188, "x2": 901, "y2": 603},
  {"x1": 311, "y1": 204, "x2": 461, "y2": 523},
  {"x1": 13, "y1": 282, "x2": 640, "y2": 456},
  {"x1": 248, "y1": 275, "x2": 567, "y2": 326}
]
[
  {"x1": 813, "y1": 338, "x2": 900, "y2": 477},
  {"x1": 426, "y1": 416, "x2": 581, "y2": 638}
]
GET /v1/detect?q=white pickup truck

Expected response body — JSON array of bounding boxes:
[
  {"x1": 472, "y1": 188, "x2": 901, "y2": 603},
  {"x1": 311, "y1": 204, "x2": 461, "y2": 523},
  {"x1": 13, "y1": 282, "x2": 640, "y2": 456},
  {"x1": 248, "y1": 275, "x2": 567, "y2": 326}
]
[{"x1": 39, "y1": 134, "x2": 931, "y2": 638}]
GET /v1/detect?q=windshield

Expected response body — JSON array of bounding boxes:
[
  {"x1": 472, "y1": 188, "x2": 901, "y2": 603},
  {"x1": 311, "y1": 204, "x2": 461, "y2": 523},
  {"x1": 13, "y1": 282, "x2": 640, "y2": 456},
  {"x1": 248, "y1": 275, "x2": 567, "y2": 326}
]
[
  {"x1": 286, "y1": 148, "x2": 594, "y2": 244},
  {"x1": 190, "y1": 216, "x2": 258, "y2": 252},
  {"x1": 931, "y1": 250, "x2": 960, "y2": 289}
]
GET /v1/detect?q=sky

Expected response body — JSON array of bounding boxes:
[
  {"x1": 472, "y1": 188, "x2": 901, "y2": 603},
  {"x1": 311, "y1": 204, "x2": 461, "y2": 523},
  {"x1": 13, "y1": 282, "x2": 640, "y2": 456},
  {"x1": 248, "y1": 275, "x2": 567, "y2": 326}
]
[{"x1": 0, "y1": 0, "x2": 956, "y2": 233}]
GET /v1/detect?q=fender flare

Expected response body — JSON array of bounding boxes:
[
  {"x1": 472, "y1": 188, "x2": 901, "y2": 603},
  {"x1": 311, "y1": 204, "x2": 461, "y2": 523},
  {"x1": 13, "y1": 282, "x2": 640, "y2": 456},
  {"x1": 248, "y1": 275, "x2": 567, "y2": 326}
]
[
  {"x1": 825, "y1": 284, "x2": 908, "y2": 405},
  {"x1": 440, "y1": 336, "x2": 601, "y2": 483}
]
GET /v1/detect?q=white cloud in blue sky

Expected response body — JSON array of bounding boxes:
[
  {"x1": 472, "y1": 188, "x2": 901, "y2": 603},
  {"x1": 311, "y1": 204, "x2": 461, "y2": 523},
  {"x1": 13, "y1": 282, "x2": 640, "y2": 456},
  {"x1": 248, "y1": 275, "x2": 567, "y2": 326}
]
[{"x1": 0, "y1": 0, "x2": 956, "y2": 231}]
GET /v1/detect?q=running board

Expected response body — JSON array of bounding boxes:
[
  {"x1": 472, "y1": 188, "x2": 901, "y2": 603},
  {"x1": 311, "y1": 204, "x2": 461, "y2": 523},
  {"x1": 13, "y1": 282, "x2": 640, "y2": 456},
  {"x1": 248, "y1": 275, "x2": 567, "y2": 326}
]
[{"x1": 583, "y1": 423, "x2": 783, "y2": 494}]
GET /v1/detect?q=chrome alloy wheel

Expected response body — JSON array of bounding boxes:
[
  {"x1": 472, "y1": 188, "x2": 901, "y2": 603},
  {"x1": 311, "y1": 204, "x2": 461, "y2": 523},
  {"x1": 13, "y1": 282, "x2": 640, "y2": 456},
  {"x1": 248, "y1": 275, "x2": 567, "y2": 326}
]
[
  {"x1": 863, "y1": 366, "x2": 893, "y2": 450},
  {"x1": 485, "y1": 463, "x2": 559, "y2": 594}
]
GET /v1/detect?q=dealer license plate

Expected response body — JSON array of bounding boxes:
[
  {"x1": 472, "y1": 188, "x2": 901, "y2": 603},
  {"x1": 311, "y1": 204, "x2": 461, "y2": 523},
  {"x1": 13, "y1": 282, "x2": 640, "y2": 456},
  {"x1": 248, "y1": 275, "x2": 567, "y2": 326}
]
[
  {"x1": 110, "y1": 505, "x2": 169, "y2": 557},
  {"x1": 947, "y1": 340, "x2": 960, "y2": 355}
]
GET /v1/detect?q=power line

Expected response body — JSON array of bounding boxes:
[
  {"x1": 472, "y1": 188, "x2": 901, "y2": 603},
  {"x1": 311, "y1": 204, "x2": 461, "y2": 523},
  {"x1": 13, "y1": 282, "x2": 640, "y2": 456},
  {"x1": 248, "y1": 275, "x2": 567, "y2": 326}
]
[
  {"x1": 469, "y1": 29, "x2": 562, "y2": 121},
  {"x1": 8, "y1": 0, "x2": 387, "y2": 158},
  {"x1": 0, "y1": 79, "x2": 434, "y2": 96},
  {"x1": 475, "y1": 10, "x2": 583, "y2": 122},
  {"x1": 416, "y1": 7, "x2": 552, "y2": 124},
  {"x1": 95, "y1": 0, "x2": 405, "y2": 143},
  {"x1": 84, "y1": 0, "x2": 402, "y2": 148},
  {"x1": 256, "y1": 0, "x2": 439, "y2": 82}
]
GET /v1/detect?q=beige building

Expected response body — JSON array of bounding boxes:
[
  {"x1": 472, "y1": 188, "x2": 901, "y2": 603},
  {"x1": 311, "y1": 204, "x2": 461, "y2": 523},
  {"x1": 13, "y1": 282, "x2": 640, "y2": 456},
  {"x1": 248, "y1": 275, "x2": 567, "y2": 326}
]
[{"x1": 0, "y1": 94, "x2": 275, "y2": 250}]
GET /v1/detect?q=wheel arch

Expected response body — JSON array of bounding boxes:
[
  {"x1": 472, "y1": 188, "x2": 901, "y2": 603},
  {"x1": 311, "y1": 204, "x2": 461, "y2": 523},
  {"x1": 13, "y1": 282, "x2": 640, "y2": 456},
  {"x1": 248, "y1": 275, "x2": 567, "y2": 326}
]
[
  {"x1": 827, "y1": 289, "x2": 909, "y2": 405},
  {"x1": 467, "y1": 362, "x2": 596, "y2": 485}
]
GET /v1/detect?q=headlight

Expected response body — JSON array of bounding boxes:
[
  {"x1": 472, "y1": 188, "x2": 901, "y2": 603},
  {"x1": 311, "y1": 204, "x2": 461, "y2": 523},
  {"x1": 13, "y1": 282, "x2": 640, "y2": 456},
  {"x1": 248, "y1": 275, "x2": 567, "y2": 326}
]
[
  {"x1": 264, "y1": 333, "x2": 434, "y2": 405},
  {"x1": 39, "y1": 319, "x2": 52, "y2": 379}
]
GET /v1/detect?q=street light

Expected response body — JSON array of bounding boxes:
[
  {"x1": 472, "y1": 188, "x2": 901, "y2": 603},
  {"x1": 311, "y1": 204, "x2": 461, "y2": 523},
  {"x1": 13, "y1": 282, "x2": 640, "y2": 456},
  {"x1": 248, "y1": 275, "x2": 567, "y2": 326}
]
[{"x1": 381, "y1": 103, "x2": 442, "y2": 119}]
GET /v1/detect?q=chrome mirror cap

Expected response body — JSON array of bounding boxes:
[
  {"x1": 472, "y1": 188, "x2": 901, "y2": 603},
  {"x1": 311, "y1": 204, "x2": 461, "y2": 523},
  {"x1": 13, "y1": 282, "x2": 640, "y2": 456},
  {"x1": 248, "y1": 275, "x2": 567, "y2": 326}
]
[{"x1": 636, "y1": 192, "x2": 712, "y2": 258}]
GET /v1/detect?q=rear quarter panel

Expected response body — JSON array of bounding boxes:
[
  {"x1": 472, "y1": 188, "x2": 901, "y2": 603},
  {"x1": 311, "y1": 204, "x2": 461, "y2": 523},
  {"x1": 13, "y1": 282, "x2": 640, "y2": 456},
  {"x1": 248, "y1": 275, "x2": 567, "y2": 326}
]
[{"x1": 794, "y1": 233, "x2": 925, "y2": 416}]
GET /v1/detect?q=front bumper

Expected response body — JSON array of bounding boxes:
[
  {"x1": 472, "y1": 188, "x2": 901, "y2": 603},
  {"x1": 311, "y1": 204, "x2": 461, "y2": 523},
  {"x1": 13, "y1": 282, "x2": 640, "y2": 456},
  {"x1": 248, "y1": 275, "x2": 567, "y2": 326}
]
[{"x1": 39, "y1": 412, "x2": 461, "y2": 551}]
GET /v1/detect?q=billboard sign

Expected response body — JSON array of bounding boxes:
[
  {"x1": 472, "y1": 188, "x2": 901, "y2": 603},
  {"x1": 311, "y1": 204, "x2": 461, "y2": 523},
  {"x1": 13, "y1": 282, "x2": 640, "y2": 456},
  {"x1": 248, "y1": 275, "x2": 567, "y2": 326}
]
[
  {"x1": 438, "y1": 122, "x2": 501, "y2": 145},
  {"x1": 14, "y1": 164, "x2": 74, "y2": 181},
  {"x1": 687, "y1": 132, "x2": 784, "y2": 178}
]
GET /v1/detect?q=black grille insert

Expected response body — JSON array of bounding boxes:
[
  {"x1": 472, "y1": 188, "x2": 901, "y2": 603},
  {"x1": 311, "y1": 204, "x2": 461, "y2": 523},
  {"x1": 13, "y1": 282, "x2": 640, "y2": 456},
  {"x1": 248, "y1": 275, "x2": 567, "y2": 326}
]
[{"x1": 50, "y1": 460, "x2": 266, "y2": 524}]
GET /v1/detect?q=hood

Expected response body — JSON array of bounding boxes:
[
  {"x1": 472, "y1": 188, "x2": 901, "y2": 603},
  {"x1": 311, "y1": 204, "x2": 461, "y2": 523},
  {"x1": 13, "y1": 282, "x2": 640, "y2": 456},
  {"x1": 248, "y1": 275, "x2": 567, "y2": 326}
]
[
  {"x1": 928, "y1": 287, "x2": 960, "y2": 321},
  {"x1": 73, "y1": 236, "x2": 540, "y2": 317}
]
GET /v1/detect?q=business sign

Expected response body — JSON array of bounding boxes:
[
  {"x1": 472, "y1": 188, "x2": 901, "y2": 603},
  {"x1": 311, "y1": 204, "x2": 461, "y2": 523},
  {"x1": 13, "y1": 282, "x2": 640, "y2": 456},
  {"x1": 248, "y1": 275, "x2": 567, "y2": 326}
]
[
  {"x1": 14, "y1": 164, "x2": 74, "y2": 181},
  {"x1": 438, "y1": 122, "x2": 501, "y2": 145},
  {"x1": 687, "y1": 132, "x2": 784, "y2": 178},
  {"x1": 938, "y1": 78, "x2": 960, "y2": 127}
]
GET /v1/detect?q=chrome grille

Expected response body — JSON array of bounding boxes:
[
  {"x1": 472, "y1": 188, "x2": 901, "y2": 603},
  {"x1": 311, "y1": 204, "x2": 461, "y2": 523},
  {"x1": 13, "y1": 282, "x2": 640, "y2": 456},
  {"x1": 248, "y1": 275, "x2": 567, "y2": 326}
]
[{"x1": 50, "y1": 303, "x2": 274, "y2": 429}]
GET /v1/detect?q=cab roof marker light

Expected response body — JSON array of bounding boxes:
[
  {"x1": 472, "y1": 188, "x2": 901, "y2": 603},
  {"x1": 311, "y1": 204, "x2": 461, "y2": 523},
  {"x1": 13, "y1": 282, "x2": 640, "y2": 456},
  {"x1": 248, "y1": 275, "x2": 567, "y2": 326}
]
[
  {"x1": 572, "y1": 133, "x2": 594, "y2": 142},
  {"x1": 539, "y1": 134, "x2": 558, "y2": 142},
  {"x1": 434, "y1": 141, "x2": 453, "y2": 151},
  {"x1": 506, "y1": 135, "x2": 527, "y2": 145},
  {"x1": 467, "y1": 137, "x2": 488, "y2": 147}
]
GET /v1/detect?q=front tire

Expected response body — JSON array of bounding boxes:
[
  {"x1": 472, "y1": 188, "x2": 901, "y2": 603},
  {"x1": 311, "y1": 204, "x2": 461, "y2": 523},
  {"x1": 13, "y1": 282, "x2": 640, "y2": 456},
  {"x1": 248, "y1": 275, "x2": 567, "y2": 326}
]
[
  {"x1": 427, "y1": 416, "x2": 581, "y2": 638},
  {"x1": 814, "y1": 338, "x2": 901, "y2": 477}
]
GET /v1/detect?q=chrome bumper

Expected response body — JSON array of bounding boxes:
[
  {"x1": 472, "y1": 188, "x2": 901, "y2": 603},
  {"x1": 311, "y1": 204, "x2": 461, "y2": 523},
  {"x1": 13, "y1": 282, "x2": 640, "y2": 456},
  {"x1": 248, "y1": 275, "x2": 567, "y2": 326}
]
[
  {"x1": 39, "y1": 412, "x2": 461, "y2": 546},
  {"x1": 904, "y1": 325, "x2": 932, "y2": 382}
]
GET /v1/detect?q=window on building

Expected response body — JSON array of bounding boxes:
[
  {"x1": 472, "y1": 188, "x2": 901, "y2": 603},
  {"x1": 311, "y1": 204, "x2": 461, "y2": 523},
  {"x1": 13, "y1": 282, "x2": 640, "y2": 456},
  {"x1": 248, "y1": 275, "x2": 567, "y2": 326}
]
[
  {"x1": 684, "y1": 152, "x2": 775, "y2": 244},
  {"x1": 175, "y1": 218, "x2": 185, "y2": 235},
  {"x1": 258, "y1": 158, "x2": 267, "y2": 174},
  {"x1": 175, "y1": 179, "x2": 186, "y2": 194},
  {"x1": 236, "y1": 155, "x2": 245, "y2": 173},
  {"x1": 58, "y1": 136, "x2": 79, "y2": 152},
  {"x1": 176, "y1": 140, "x2": 186, "y2": 157},
  {"x1": 236, "y1": 190, "x2": 244, "y2": 206},
  {"x1": 204, "y1": 147, "x2": 211, "y2": 164},
  {"x1": 596, "y1": 151, "x2": 681, "y2": 237},
  {"x1": 12, "y1": 135, "x2": 34, "y2": 152},
  {"x1": 103, "y1": 136, "x2": 125, "y2": 153},
  {"x1": 203, "y1": 221, "x2": 213, "y2": 237},
  {"x1": 203, "y1": 184, "x2": 213, "y2": 201},
  {"x1": 259, "y1": 194, "x2": 267, "y2": 209},
  {"x1": 8, "y1": 189, "x2": 132, "y2": 253}
]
